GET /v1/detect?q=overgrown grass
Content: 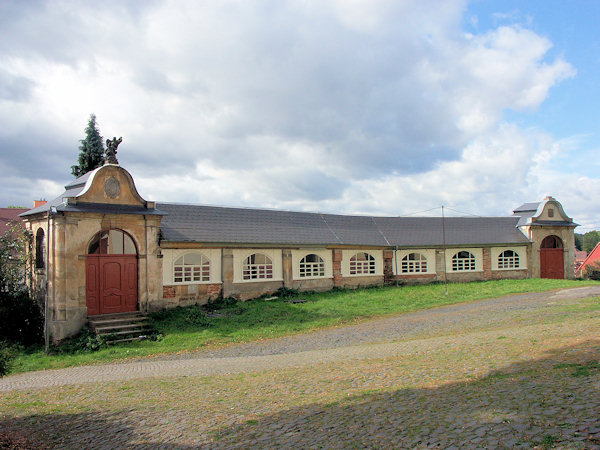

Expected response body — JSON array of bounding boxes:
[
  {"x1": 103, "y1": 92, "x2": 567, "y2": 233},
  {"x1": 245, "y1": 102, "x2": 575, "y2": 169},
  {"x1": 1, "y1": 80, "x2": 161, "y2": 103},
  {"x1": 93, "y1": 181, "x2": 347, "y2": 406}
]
[{"x1": 8, "y1": 278, "x2": 598, "y2": 374}]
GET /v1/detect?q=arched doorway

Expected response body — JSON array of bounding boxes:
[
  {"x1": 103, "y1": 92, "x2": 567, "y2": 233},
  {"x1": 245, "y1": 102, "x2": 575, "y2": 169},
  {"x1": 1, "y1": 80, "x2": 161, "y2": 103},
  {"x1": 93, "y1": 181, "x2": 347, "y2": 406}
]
[
  {"x1": 86, "y1": 229, "x2": 138, "y2": 316},
  {"x1": 540, "y1": 235, "x2": 564, "y2": 279}
]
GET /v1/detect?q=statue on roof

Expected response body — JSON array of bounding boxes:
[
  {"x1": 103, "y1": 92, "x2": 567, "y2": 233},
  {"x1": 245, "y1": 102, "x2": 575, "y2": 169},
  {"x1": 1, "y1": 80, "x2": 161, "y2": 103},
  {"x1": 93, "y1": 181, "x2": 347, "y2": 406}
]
[{"x1": 105, "y1": 136, "x2": 122, "y2": 164}]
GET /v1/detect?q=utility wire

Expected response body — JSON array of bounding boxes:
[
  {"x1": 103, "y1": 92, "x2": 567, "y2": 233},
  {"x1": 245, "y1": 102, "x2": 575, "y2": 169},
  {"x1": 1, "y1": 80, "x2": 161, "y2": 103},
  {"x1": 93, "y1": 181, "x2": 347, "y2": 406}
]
[
  {"x1": 399, "y1": 206, "x2": 443, "y2": 217},
  {"x1": 444, "y1": 207, "x2": 484, "y2": 218}
]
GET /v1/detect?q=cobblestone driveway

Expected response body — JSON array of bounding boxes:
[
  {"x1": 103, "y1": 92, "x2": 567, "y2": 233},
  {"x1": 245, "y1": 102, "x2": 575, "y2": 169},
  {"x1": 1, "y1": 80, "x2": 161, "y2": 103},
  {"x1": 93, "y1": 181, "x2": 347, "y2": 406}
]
[{"x1": 1, "y1": 286, "x2": 599, "y2": 448}]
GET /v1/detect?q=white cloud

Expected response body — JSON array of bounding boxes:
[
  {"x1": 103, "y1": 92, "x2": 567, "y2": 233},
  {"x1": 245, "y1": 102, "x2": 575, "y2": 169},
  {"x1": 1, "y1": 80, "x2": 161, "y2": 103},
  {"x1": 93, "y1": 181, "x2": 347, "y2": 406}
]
[{"x1": 0, "y1": 0, "x2": 594, "y2": 229}]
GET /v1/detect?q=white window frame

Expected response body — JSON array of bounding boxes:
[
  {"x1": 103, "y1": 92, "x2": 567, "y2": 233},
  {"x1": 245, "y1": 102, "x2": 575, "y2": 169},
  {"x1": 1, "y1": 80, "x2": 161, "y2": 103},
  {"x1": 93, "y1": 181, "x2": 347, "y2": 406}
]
[
  {"x1": 173, "y1": 253, "x2": 210, "y2": 283},
  {"x1": 393, "y1": 249, "x2": 436, "y2": 275},
  {"x1": 445, "y1": 248, "x2": 483, "y2": 273},
  {"x1": 292, "y1": 249, "x2": 332, "y2": 280},
  {"x1": 491, "y1": 247, "x2": 526, "y2": 271},
  {"x1": 233, "y1": 249, "x2": 283, "y2": 283},
  {"x1": 162, "y1": 248, "x2": 221, "y2": 285},
  {"x1": 342, "y1": 250, "x2": 383, "y2": 277},
  {"x1": 497, "y1": 250, "x2": 519, "y2": 269},
  {"x1": 299, "y1": 254, "x2": 325, "y2": 278},
  {"x1": 243, "y1": 253, "x2": 274, "y2": 280},
  {"x1": 401, "y1": 252, "x2": 428, "y2": 273},
  {"x1": 349, "y1": 252, "x2": 376, "y2": 275},
  {"x1": 451, "y1": 251, "x2": 476, "y2": 271}
]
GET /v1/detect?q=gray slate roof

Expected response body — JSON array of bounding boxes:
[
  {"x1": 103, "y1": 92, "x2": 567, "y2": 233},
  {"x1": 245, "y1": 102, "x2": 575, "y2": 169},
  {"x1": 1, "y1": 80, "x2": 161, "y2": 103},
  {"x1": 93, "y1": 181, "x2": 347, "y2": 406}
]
[
  {"x1": 20, "y1": 185, "x2": 86, "y2": 216},
  {"x1": 20, "y1": 168, "x2": 532, "y2": 247},
  {"x1": 513, "y1": 202, "x2": 540, "y2": 213},
  {"x1": 158, "y1": 203, "x2": 530, "y2": 247}
]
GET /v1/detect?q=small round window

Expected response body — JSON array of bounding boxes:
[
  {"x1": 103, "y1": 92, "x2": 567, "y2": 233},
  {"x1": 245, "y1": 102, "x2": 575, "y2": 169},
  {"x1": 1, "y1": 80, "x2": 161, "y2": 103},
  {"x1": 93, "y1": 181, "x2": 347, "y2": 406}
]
[{"x1": 88, "y1": 229, "x2": 137, "y2": 255}]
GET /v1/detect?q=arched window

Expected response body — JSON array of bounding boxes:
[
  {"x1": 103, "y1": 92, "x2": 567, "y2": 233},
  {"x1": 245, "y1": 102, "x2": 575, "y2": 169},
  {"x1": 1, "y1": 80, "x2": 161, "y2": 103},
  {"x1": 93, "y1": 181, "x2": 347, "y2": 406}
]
[
  {"x1": 88, "y1": 229, "x2": 136, "y2": 255},
  {"x1": 541, "y1": 235, "x2": 563, "y2": 249},
  {"x1": 174, "y1": 253, "x2": 210, "y2": 283},
  {"x1": 299, "y1": 254, "x2": 325, "y2": 277},
  {"x1": 350, "y1": 252, "x2": 375, "y2": 275},
  {"x1": 243, "y1": 253, "x2": 273, "y2": 280},
  {"x1": 35, "y1": 228, "x2": 45, "y2": 269},
  {"x1": 452, "y1": 251, "x2": 475, "y2": 271},
  {"x1": 401, "y1": 253, "x2": 427, "y2": 273},
  {"x1": 498, "y1": 250, "x2": 519, "y2": 269}
]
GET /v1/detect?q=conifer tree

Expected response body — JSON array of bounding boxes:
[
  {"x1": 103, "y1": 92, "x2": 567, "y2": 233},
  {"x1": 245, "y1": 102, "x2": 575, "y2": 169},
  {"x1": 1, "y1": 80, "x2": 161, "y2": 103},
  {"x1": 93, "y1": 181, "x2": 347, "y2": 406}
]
[{"x1": 71, "y1": 114, "x2": 105, "y2": 177}]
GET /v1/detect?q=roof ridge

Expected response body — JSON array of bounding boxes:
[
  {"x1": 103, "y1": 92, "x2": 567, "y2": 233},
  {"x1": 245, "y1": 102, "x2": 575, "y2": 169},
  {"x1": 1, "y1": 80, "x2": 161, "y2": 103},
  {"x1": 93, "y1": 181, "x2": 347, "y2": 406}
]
[
  {"x1": 319, "y1": 213, "x2": 343, "y2": 244},
  {"x1": 371, "y1": 217, "x2": 390, "y2": 246}
]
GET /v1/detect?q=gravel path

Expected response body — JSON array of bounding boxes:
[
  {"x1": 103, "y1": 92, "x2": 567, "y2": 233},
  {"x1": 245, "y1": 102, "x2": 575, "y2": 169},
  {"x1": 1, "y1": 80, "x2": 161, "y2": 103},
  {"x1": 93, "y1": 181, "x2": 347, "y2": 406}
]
[{"x1": 2, "y1": 286, "x2": 599, "y2": 393}]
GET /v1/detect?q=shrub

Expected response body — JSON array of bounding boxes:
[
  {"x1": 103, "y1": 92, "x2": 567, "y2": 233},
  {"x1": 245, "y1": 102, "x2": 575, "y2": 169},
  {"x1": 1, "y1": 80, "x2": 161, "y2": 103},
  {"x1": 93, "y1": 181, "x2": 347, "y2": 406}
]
[
  {"x1": 584, "y1": 262, "x2": 600, "y2": 280},
  {"x1": 183, "y1": 305, "x2": 212, "y2": 326},
  {"x1": 150, "y1": 304, "x2": 214, "y2": 328},
  {"x1": 0, "y1": 288, "x2": 43, "y2": 347},
  {"x1": 0, "y1": 340, "x2": 19, "y2": 377},
  {"x1": 50, "y1": 326, "x2": 106, "y2": 355},
  {"x1": 205, "y1": 296, "x2": 238, "y2": 311},
  {"x1": 0, "y1": 223, "x2": 43, "y2": 347},
  {"x1": 275, "y1": 287, "x2": 300, "y2": 298}
]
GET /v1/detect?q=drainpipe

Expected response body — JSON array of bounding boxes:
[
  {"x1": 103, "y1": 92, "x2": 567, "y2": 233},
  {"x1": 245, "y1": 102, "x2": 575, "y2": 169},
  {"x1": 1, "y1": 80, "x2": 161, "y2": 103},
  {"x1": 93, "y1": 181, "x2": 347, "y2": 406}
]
[
  {"x1": 442, "y1": 205, "x2": 448, "y2": 295},
  {"x1": 144, "y1": 215, "x2": 149, "y2": 313},
  {"x1": 44, "y1": 206, "x2": 57, "y2": 353},
  {"x1": 394, "y1": 245, "x2": 398, "y2": 287},
  {"x1": 44, "y1": 210, "x2": 50, "y2": 353}
]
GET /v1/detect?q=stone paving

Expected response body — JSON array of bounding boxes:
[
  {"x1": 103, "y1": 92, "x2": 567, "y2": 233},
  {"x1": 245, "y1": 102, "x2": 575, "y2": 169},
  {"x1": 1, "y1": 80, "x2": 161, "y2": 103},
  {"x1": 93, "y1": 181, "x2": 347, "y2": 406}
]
[{"x1": 1, "y1": 286, "x2": 599, "y2": 448}]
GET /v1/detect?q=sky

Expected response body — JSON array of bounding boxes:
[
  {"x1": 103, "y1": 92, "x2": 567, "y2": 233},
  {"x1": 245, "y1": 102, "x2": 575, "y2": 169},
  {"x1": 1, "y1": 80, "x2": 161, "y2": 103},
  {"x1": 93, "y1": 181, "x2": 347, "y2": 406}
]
[{"x1": 0, "y1": 0, "x2": 599, "y2": 231}]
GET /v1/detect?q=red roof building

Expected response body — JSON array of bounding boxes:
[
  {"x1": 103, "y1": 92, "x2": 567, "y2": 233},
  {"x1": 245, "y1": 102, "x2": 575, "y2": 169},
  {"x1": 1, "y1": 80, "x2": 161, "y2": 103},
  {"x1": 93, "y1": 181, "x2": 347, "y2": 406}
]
[
  {"x1": 574, "y1": 249, "x2": 588, "y2": 273},
  {"x1": 0, "y1": 207, "x2": 28, "y2": 235},
  {"x1": 576, "y1": 242, "x2": 600, "y2": 277}
]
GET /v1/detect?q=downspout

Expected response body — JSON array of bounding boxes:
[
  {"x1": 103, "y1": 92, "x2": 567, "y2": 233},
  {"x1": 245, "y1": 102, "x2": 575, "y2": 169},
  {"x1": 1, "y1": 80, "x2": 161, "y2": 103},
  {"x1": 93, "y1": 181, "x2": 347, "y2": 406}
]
[
  {"x1": 394, "y1": 245, "x2": 398, "y2": 287},
  {"x1": 145, "y1": 215, "x2": 149, "y2": 313},
  {"x1": 442, "y1": 205, "x2": 448, "y2": 295}
]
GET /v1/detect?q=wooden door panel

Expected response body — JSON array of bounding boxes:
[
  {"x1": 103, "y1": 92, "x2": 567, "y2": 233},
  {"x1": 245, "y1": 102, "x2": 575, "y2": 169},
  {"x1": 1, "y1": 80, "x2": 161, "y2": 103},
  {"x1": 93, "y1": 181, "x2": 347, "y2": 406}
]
[
  {"x1": 102, "y1": 261, "x2": 122, "y2": 290},
  {"x1": 87, "y1": 255, "x2": 138, "y2": 316},
  {"x1": 124, "y1": 260, "x2": 138, "y2": 311},
  {"x1": 101, "y1": 260, "x2": 124, "y2": 314},
  {"x1": 86, "y1": 257, "x2": 100, "y2": 316},
  {"x1": 540, "y1": 249, "x2": 564, "y2": 279}
]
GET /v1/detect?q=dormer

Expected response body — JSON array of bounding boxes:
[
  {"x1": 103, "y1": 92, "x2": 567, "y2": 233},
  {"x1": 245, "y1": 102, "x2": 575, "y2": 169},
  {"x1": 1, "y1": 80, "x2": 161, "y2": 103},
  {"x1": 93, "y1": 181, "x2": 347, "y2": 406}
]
[{"x1": 513, "y1": 196, "x2": 576, "y2": 228}]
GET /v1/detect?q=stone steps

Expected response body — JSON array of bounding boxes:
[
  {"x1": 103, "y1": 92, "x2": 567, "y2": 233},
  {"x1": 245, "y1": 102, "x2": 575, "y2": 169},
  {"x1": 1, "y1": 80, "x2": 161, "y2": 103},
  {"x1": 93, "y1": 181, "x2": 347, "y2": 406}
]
[{"x1": 88, "y1": 312, "x2": 152, "y2": 344}]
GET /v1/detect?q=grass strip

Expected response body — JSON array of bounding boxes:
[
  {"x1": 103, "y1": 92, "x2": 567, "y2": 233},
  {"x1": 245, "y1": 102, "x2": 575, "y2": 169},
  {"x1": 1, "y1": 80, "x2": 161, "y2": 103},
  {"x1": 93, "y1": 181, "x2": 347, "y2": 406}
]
[{"x1": 8, "y1": 278, "x2": 598, "y2": 374}]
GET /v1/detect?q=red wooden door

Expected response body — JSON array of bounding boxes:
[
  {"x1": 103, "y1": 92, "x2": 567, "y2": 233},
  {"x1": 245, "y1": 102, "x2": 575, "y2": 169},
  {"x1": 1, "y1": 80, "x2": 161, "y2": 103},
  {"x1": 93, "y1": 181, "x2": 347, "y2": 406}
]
[
  {"x1": 86, "y1": 255, "x2": 138, "y2": 315},
  {"x1": 540, "y1": 248, "x2": 564, "y2": 279}
]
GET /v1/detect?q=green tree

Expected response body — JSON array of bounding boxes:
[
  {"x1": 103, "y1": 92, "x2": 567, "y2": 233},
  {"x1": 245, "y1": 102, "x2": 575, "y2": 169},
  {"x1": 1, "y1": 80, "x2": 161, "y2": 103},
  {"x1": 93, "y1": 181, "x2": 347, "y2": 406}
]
[
  {"x1": 574, "y1": 233, "x2": 583, "y2": 251},
  {"x1": 71, "y1": 114, "x2": 105, "y2": 177},
  {"x1": 582, "y1": 230, "x2": 600, "y2": 253},
  {"x1": 0, "y1": 221, "x2": 43, "y2": 350}
]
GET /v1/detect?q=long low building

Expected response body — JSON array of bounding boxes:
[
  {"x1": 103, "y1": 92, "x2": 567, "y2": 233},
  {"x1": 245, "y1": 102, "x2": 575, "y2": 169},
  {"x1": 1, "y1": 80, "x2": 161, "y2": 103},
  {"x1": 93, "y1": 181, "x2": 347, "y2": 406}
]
[{"x1": 21, "y1": 162, "x2": 577, "y2": 340}]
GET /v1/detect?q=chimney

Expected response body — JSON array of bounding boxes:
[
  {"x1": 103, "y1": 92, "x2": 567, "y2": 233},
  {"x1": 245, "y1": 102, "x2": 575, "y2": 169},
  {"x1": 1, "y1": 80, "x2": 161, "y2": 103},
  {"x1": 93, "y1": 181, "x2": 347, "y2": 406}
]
[{"x1": 34, "y1": 200, "x2": 47, "y2": 208}]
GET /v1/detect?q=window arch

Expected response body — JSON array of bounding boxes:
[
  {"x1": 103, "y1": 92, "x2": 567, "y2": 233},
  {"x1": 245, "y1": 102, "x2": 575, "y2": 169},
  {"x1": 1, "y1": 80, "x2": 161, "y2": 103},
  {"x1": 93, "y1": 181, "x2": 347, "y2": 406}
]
[
  {"x1": 35, "y1": 228, "x2": 45, "y2": 269},
  {"x1": 498, "y1": 250, "x2": 519, "y2": 269},
  {"x1": 541, "y1": 235, "x2": 563, "y2": 249},
  {"x1": 243, "y1": 253, "x2": 273, "y2": 280},
  {"x1": 401, "y1": 253, "x2": 427, "y2": 273},
  {"x1": 452, "y1": 251, "x2": 476, "y2": 271},
  {"x1": 88, "y1": 229, "x2": 137, "y2": 255},
  {"x1": 299, "y1": 254, "x2": 325, "y2": 278},
  {"x1": 350, "y1": 252, "x2": 375, "y2": 275},
  {"x1": 174, "y1": 253, "x2": 210, "y2": 283}
]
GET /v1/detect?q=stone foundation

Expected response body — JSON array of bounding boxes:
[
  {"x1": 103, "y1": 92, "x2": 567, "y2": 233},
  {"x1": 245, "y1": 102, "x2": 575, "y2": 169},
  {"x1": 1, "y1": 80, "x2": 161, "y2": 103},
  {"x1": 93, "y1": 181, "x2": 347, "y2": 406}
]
[{"x1": 161, "y1": 283, "x2": 222, "y2": 308}]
